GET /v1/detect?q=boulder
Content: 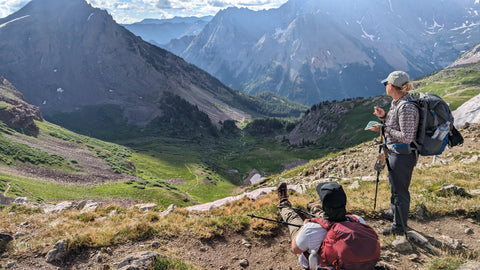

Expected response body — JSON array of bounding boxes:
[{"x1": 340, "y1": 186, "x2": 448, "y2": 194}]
[
  {"x1": 159, "y1": 204, "x2": 176, "y2": 217},
  {"x1": 117, "y1": 251, "x2": 162, "y2": 270},
  {"x1": 134, "y1": 203, "x2": 157, "y2": 212},
  {"x1": 392, "y1": 236, "x2": 413, "y2": 252},
  {"x1": 456, "y1": 261, "x2": 480, "y2": 270},
  {"x1": 436, "y1": 185, "x2": 468, "y2": 197},
  {"x1": 14, "y1": 197, "x2": 29, "y2": 205},
  {"x1": 45, "y1": 239, "x2": 68, "y2": 263},
  {"x1": 42, "y1": 201, "x2": 77, "y2": 214},
  {"x1": 80, "y1": 201, "x2": 99, "y2": 213},
  {"x1": 0, "y1": 234, "x2": 13, "y2": 253},
  {"x1": 440, "y1": 235, "x2": 462, "y2": 250},
  {"x1": 415, "y1": 203, "x2": 428, "y2": 220},
  {"x1": 348, "y1": 180, "x2": 360, "y2": 190}
]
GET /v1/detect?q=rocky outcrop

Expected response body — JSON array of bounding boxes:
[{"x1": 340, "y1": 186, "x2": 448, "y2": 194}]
[
  {"x1": 0, "y1": 76, "x2": 43, "y2": 134},
  {"x1": 457, "y1": 261, "x2": 480, "y2": 270},
  {"x1": 45, "y1": 239, "x2": 68, "y2": 263},
  {"x1": 117, "y1": 251, "x2": 162, "y2": 270},
  {"x1": 452, "y1": 94, "x2": 480, "y2": 128},
  {"x1": 0, "y1": 233, "x2": 13, "y2": 253},
  {"x1": 283, "y1": 96, "x2": 390, "y2": 146},
  {"x1": 448, "y1": 43, "x2": 480, "y2": 68}
]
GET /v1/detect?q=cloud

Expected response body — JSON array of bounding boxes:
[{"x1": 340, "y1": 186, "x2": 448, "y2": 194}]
[
  {"x1": 0, "y1": 0, "x2": 29, "y2": 18},
  {"x1": 207, "y1": 0, "x2": 229, "y2": 8},
  {"x1": 238, "y1": 0, "x2": 269, "y2": 6},
  {"x1": 156, "y1": 0, "x2": 173, "y2": 9},
  {"x1": 0, "y1": 0, "x2": 288, "y2": 24}
]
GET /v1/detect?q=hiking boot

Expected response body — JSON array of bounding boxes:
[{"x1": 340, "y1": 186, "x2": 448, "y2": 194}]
[
  {"x1": 382, "y1": 226, "x2": 405, "y2": 236},
  {"x1": 277, "y1": 182, "x2": 290, "y2": 206}
]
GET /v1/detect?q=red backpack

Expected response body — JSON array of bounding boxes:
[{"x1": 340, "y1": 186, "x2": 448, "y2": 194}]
[{"x1": 311, "y1": 215, "x2": 380, "y2": 270}]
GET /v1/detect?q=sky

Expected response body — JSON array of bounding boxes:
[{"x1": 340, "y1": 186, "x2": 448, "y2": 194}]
[{"x1": 0, "y1": 0, "x2": 289, "y2": 24}]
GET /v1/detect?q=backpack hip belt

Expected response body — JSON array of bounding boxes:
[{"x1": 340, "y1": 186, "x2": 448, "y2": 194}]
[{"x1": 386, "y1": 143, "x2": 416, "y2": 155}]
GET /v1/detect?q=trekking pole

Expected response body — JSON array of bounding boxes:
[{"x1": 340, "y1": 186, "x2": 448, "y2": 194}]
[
  {"x1": 373, "y1": 144, "x2": 385, "y2": 210},
  {"x1": 292, "y1": 207, "x2": 318, "y2": 217},
  {"x1": 247, "y1": 214, "x2": 302, "y2": 227},
  {"x1": 373, "y1": 127, "x2": 388, "y2": 210},
  {"x1": 373, "y1": 170, "x2": 380, "y2": 210}
]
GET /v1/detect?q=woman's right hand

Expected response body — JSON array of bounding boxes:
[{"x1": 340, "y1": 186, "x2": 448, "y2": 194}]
[{"x1": 373, "y1": 106, "x2": 385, "y2": 118}]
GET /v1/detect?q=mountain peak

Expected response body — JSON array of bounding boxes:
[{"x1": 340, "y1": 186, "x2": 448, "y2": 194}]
[
  {"x1": 0, "y1": 0, "x2": 254, "y2": 134},
  {"x1": 16, "y1": 0, "x2": 92, "y2": 15}
]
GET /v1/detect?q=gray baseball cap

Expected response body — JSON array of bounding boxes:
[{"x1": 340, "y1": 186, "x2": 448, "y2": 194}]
[
  {"x1": 316, "y1": 182, "x2": 347, "y2": 208},
  {"x1": 381, "y1": 71, "x2": 410, "y2": 87}
]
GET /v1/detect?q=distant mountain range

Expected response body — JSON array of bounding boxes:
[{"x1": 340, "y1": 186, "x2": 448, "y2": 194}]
[
  {"x1": 122, "y1": 16, "x2": 213, "y2": 46},
  {"x1": 0, "y1": 0, "x2": 303, "y2": 139},
  {"x1": 159, "y1": 0, "x2": 480, "y2": 105}
]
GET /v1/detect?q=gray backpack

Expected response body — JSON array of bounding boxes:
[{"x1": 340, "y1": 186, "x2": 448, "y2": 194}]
[{"x1": 396, "y1": 92, "x2": 462, "y2": 156}]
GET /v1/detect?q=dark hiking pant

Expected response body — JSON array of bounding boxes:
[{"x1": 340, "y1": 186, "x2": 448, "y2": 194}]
[{"x1": 388, "y1": 151, "x2": 417, "y2": 232}]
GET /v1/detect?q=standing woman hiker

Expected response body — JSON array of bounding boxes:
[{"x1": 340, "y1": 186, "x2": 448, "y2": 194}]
[{"x1": 369, "y1": 71, "x2": 419, "y2": 235}]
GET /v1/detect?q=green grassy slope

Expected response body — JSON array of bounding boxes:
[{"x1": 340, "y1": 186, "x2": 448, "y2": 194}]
[
  {"x1": 414, "y1": 62, "x2": 480, "y2": 109},
  {"x1": 0, "y1": 119, "x2": 327, "y2": 206},
  {"x1": 1, "y1": 63, "x2": 478, "y2": 208}
]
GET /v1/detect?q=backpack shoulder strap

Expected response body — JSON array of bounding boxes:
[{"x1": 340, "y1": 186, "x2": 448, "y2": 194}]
[
  {"x1": 310, "y1": 217, "x2": 334, "y2": 230},
  {"x1": 345, "y1": 214, "x2": 359, "y2": 223},
  {"x1": 394, "y1": 99, "x2": 419, "y2": 120},
  {"x1": 393, "y1": 98, "x2": 421, "y2": 149}
]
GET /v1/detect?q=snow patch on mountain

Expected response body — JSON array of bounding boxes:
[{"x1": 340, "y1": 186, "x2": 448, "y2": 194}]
[
  {"x1": 451, "y1": 21, "x2": 480, "y2": 31},
  {"x1": 0, "y1": 15, "x2": 30, "y2": 29}
]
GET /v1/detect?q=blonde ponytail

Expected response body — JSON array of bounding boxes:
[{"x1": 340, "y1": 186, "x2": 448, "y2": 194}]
[
  {"x1": 393, "y1": 81, "x2": 413, "y2": 94},
  {"x1": 401, "y1": 82, "x2": 413, "y2": 93}
]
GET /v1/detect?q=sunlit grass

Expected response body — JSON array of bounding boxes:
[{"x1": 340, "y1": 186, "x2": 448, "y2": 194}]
[
  {"x1": 0, "y1": 172, "x2": 190, "y2": 207},
  {"x1": 424, "y1": 257, "x2": 465, "y2": 270},
  {"x1": 415, "y1": 64, "x2": 480, "y2": 110}
]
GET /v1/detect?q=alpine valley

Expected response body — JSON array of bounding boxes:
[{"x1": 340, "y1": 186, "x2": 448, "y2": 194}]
[{"x1": 1, "y1": 0, "x2": 480, "y2": 269}]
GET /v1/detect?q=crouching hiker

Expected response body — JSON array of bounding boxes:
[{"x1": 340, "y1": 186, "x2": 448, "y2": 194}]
[{"x1": 277, "y1": 182, "x2": 381, "y2": 270}]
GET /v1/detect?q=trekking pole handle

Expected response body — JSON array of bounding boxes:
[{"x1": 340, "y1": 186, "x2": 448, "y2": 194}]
[{"x1": 247, "y1": 214, "x2": 302, "y2": 227}]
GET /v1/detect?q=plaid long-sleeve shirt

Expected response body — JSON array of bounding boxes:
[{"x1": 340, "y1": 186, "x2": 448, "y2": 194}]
[{"x1": 383, "y1": 93, "x2": 419, "y2": 145}]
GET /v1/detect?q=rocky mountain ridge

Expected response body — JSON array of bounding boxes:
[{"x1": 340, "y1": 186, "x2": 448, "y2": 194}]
[
  {"x1": 282, "y1": 96, "x2": 390, "y2": 146},
  {"x1": 449, "y1": 43, "x2": 480, "y2": 68},
  {"x1": 0, "y1": 0, "x2": 270, "y2": 135},
  {"x1": 163, "y1": 0, "x2": 480, "y2": 105}
]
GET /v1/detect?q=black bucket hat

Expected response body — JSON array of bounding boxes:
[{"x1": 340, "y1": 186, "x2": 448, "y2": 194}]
[{"x1": 316, "y1": 182, "x2": 347, "y2": 209}]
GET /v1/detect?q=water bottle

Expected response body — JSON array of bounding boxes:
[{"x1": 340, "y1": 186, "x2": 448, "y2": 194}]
[
  {"x1": 432, "y1": 121, "x2": 450, "y2": 140},
  {"x1": 309, "y1": 249, "x2": 318, "y2": 270}
]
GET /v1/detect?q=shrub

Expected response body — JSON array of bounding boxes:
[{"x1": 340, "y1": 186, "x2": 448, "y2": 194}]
[{"x1": 152, "y1": 257, "x2": 196, "y2": 270}]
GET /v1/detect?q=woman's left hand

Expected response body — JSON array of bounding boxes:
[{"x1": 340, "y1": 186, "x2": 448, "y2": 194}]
[{"x1": 369, "y1": 124, "x2": 382, "y2": 132}]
